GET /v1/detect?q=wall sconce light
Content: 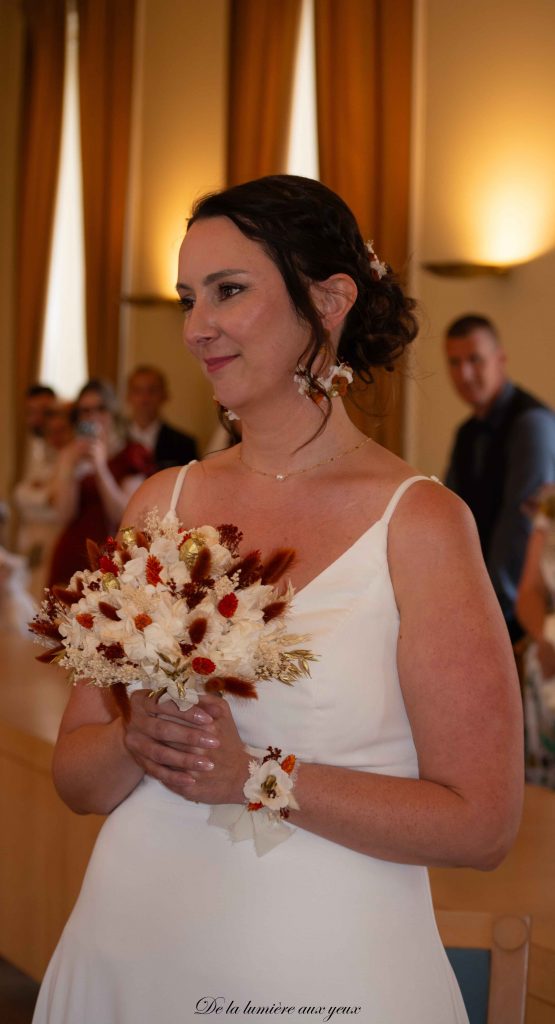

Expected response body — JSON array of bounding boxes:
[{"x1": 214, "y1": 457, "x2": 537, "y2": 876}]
[{"x1": 422, "y1": 262, "x2": 512, "y2": 278}]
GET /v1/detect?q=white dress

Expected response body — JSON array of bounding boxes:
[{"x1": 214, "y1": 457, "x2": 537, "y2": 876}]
[{"x1": 33, "y1": 473, "x2": 468, "y2": 1024}]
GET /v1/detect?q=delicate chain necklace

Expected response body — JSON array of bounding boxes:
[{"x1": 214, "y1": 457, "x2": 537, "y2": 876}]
[{"x1": 239, "y1": 435, "x2": 372, "y2": 482}]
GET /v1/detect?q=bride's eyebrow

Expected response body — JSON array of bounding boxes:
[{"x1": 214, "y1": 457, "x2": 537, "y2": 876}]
[{"x1": 176, "y1": 269, "x2": 249, "y2": 292}]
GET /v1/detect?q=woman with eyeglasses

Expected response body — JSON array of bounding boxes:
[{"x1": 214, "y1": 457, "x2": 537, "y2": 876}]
[{"x1": 47, "y1": 379, "x2": 153, "y2": 588}]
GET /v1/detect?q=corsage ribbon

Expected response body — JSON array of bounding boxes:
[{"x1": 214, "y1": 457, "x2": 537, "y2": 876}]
[{"x1": 208, "y1": 745, "x2": 299, "y2": 857}]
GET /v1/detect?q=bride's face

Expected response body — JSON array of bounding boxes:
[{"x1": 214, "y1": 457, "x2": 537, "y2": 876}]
[{"x1": 176, "y1": 216, "x2": 312, "y2": 415}]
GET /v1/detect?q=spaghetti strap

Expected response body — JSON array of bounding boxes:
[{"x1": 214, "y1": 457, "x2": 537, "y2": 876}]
[
  {"x1": 169, "y1": 461, "x2": 197, "y2": 513},
  {"x1": 381, "y1": 474, "x2": 440, "y2": 525}
]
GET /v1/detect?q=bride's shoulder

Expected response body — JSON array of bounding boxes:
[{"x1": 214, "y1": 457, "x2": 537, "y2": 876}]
[
  {"x1": 387, "y1": 469, "x2": 481, "y2": 576},
  {"x1": 119, "y1": 466, "x2": 188, "y2": 527}
]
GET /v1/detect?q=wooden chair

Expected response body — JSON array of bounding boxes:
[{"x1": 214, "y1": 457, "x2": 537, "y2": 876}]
[{"x1": 435, "y1": 909, "x2": 531, "y2": 1024}]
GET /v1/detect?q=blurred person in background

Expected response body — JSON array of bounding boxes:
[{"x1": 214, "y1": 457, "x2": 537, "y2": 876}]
[
  {"x1": 126, "y1": 365, "x2": 198, "y2": 471},
  {"x1": 0, "y1": 545, "x2": 37, "y2": 635},
  {"x1": 13, "y1": 402, "x2": 74, "y2": 599},
  {"x1": 48, "y1": 379, "x2": 153, "y2": 587},
  {"x1": 516, "y1": 487, "x2": 555, "y2": 787},
  {"x1": 444, "y1": 314, "x2": 555, "y2": 643},
  {"x1": 22, "y1": 384, "x2": 57, "y2": 457}
]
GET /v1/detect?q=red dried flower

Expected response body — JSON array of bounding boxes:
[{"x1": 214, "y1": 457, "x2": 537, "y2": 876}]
[
  {"x1": 181, "y1": 582, "x2": 208, "y2": 609},
  {"x1": 191, "y1": 656, "x2": 216, "y2": 675},
  {"x1": 217, "y1": 593, "x2": 238, "y2": 618},
  {"x1": 146, "y1": 555, "x2": 163, "y2": 586},
  {"x1": 234, "y1": 550, "x2": 263, "y2": 588},
  {"x1": 76, "y1": 612, "x2": 94, "y2": 630},
  {"x1": 99, "y1": 555, "x2": 119, "y2": 576},
  {"x1": 189, "y1": 617, "x2": 207, "y2": 644},
  {"x1": 52, "y1": 585, "x2": 81, "y2": 606},
  {"x1": 134, "y1": 613, "x2": 152, "y2": 632},
  {"x1": 217, "y1": 523, "x2": 243, "y2": 556},
  {"x1": 179, "y1": 642, "x2": 195, "y2": 656},
  {"x1": 98, "y1": 601, "x2": 120, "y2": 621},
  {"x1": 281, "y1": 754, "x2": 296, "y2": 775},
  {"x1": 262, "y1": 600, "x2": 287, "y2": 623},
  {"x1": 104, "y1": 537, "x2": 118, "y2": 553},
  {"x1": 247, "y1": 802, "x2": 263, "y2": 812},
  {"x1": 261, "y1": 548, "x2": 295, "y2": 585},
  {"x1": 29, "y1": 619, "x2": 61, "y2": 640},
  {"x1": 191, "y1": 545, "x2": 212, "y2": 583},
  {"x1": 97, "y1": 642, "x2": 125, "y2": 662}
]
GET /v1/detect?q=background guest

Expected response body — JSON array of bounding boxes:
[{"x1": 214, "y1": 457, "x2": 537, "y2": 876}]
[
  {"x1": 15, "y1": 385, "x2": 58, "y2": 523},
  {"x1": 21, "y1": 384, "x2": 58, "y2": 459},
  {"x1": 48, "y1": 379, "x2": 152, "y2": 587},
  {"x1": 0, "y1": 545, "x2": 36, "y2": 635},
  {"x1": 516, "y1": 487, "x2": 555, "y2": 787},
  {"x1": 443, "y1": 313, "x2": 555, "y2": 642},
  {"x1": 12, "y1": 403, "x2": 74, "y2": 599},
  {"x1": 126, "y1": 365, "x2": 198, "y2": 471}
]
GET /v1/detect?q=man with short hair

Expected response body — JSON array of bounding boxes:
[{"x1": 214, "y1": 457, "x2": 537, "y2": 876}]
[
  {"x1": 444, "y1": 314, "x2": 555, "y2": 641},
  {"x1": 126, "y1": 365, "x2": 198, "y2": 472}
]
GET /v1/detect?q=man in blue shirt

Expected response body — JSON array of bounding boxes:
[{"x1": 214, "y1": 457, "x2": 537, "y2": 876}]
[{"x1": 444, "y1": 314, "x2": 555, "y2": 642}]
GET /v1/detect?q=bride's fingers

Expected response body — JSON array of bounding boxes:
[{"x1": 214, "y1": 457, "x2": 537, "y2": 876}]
[
  {"x1": 125, "y1": 733, "x2": 216, "y2": 775},
  {"x1": 144, "y1": 716, "x2": 220, "y2": 749},
  {"x1": 140, "y1": 755, "x2": 198, "y2": 794}
]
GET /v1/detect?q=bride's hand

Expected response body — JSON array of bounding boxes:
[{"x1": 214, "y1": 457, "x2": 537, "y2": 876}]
[
  {"x1": 123, "y1": 690, "x2": 222, "y2": 787},
  {"x1": 171, "y1": 694, "x2": 251, "y2": 806}
]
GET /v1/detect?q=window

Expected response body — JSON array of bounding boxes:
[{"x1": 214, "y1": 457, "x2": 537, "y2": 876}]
[
  {"x1": 286, "y1": 0, "x2": 319, "y2": 179},
  {"x1": 39, "y1": 8, "x2": 87, "y2": 399}
]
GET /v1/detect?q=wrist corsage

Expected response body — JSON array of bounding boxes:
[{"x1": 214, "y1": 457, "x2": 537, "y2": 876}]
[
  {"x1": 244, "y1": 746, "x2": 299, "y2": 820},
  {"x1": 208, "y1": 745, "x2": 299, "y2": 857}
]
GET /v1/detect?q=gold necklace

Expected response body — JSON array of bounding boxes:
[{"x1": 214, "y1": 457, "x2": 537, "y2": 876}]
[{"x1": 239, "y1": 435, "x2": 371, "y2": 482}]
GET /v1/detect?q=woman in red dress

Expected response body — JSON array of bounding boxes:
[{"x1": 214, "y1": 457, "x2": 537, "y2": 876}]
[{"x1": 48, "y1": 380, "x2": 152, "y2": 587}]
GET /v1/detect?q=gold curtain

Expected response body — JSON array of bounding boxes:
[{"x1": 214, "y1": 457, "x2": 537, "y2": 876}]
[
  {"x1": 15, "y1": 0, "x2": 65, "y2": 416},
  {"x1": 227, "y1": 0, "x2": 302, "y2": 185},
  {"x1": 77, "y1": 0, "x2": 135, "y2": 384},
  {"x1": 314, "y1": 0, "x2": 413, "y2": 454}
]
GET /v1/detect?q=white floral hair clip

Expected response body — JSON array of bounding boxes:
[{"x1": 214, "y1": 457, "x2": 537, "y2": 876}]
[{"x1": 365, "y1": 240, "x2": 388, "y2": 280}]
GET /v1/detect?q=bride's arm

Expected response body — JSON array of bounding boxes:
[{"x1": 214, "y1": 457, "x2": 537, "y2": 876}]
[
  {"x1": 298, "y1": 486, "x2": 523, "y2": 868},
  {"x1": 154, "y1": 484, "x2": 523, "y2": 870}
]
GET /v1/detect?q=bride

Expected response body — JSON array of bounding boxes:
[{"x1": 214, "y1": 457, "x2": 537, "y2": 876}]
[{"x1": 33, "y1": 175, "x2": 523, "y2": 1024}]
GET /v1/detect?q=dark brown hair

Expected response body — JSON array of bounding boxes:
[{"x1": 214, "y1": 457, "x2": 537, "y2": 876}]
[{"x1": 189, "y1": 175, "x2": 418, "y2": 417}]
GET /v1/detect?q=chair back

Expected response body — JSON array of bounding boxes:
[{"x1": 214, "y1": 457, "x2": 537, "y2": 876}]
[{"x1": 435, "y1": 909, "x2": 530, "y2": 1024}]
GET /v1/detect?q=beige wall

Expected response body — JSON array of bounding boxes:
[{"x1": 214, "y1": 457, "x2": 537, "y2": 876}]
[
  {"x1": 4, "y1": 0, "x2": 555, "y2": 491},
  {"x1": 122, "y1": 0, "x2": 229, "y2": 453},
  {"x1": 408, "y1": 0, "x2": 555, "y2": 476},
  {"x1": 0, "y1": 1, "x2": 23, "y2": 503}
]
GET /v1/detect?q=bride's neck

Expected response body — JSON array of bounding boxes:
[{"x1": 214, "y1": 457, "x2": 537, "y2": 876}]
[{"x1": 238, "y1": 398, "x2": 363, "y2": 474}]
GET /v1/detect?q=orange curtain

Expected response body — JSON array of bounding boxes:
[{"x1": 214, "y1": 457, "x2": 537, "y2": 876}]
[
  {"x1": 314, "y1": 0, "x2": 413, "y2": 453},
  {"x1": 15, "y1": 0, "x2": 65, "y2": 410},
  {"x1": 77, "y1": 0, "x2": 135, "y2": 384},
  {"x1": 227, "y1": 0, "x2": 302, "y2": 185}
]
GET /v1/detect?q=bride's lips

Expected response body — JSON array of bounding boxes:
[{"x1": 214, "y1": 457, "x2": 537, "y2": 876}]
[{"x1": 204, "y1": 355, "x2": 238, "y2": 374}]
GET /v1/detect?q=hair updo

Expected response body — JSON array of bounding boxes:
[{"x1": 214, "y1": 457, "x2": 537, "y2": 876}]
[{"x1": 188, "y1": 174, "x2": 417, "y2": 402}]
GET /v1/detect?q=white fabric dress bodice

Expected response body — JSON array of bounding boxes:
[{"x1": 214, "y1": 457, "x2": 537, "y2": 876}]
[{"x1": 33, "y1": 473, "x2": 468, "y2": 1024}]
